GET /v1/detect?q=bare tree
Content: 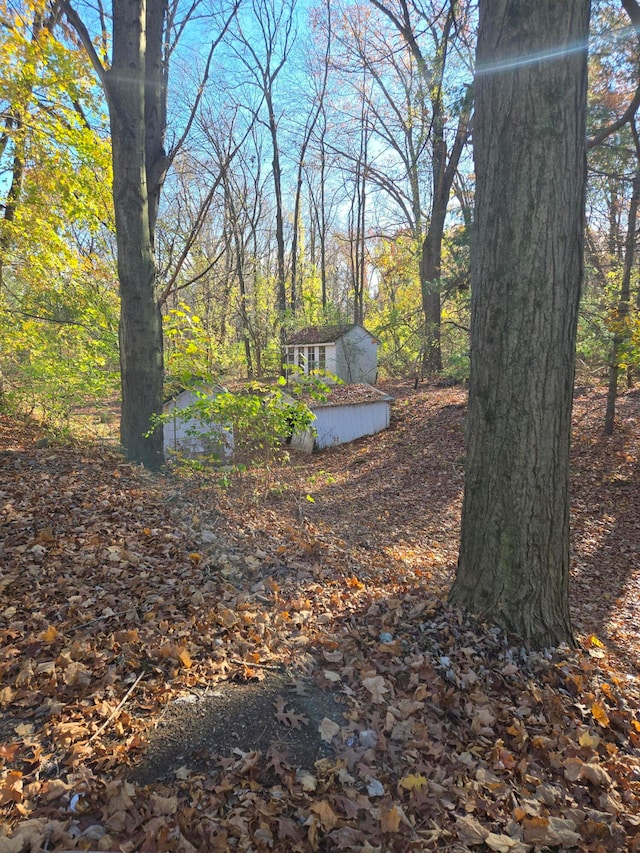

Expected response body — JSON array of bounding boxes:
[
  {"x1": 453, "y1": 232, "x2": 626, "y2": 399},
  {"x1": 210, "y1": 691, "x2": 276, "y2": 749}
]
[
  {"x1": 228, "y1": 0, "x2": 297, "y2": 327},
  {"x1": 366, "y1": 0, "x2": 473, "y2": 376}
]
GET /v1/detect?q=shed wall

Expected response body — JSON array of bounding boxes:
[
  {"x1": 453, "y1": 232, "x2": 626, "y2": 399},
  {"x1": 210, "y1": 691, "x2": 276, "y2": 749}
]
[
  {"x1": 163, "y1": 389, "x2": 233, "y2": 459},
  {"x1": 291, "y1": 399, "x2": 391, "y2": 451},
  {"x1": 335, "y1": 326, "x2": 378, "y2": 384}
]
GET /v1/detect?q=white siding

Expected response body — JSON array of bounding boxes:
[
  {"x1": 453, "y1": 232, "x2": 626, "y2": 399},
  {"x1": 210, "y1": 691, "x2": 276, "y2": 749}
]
[
  {"x1": 291, "y1": 399, "x2": 391, "y2": 452},
  {"x1": 335, "y1": 327, "x2": 378, "y2": 384},
  {"x1": 163, "y1": 389, "x2": 233, "y2": 459}
]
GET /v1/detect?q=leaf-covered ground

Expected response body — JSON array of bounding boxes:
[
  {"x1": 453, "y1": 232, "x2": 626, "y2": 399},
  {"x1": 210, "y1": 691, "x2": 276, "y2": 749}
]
[{"x1": 1, "y1": 383, "x2": 640, "y2": 852}]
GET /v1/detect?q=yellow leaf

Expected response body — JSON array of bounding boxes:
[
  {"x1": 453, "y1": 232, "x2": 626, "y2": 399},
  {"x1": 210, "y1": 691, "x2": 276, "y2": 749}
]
[
  {"x1": 591, "y1": 702, "x2": 610, "y2": 728},
  {"x1": 588, "y1": 634, "x2": 604, "y2": 648},
  {"x1": 188, "y1": 552, "x2": 202, "y2": 563},
  {"x1": 399, "y1": 773, "x2": 428, "y2": 791},
  {"x1": 39, "y1": 625, "x2": 58, "y2": 643},
  {"x1": 177, "y1": 647, "x2": 192, "y2": 669}
]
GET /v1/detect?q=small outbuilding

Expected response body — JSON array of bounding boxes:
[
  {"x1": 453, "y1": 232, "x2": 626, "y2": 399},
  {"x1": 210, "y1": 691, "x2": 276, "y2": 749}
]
[
  {"x1": 290, "y1": 383, "x2": 393, "y2": 452},
  {"x1": 285, "y1": 323, "x2": 379, "y2": 385},
  {"x1": 163, "y1": 385, "x2": 233, "y2": 460}
]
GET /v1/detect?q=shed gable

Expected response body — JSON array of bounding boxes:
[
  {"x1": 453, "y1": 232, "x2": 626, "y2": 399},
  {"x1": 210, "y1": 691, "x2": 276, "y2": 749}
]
[{"x1": 285, "y1": 323, "x2": 379, "y2": 384}]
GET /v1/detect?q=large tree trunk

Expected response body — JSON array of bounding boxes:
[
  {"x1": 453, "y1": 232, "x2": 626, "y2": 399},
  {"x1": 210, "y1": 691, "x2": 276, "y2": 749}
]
[
  {"x1": 107, "y1": 0, "x2": 164, "y2": 469},
  {"x1": 450, "y1": 0, "x2": 590, "y2": 648}
]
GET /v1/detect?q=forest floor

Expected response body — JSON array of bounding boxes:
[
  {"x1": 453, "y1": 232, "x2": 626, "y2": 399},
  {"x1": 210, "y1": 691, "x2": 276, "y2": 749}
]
[{"x1": 1, "y1": 383, "x2": 640, "y2": 852}]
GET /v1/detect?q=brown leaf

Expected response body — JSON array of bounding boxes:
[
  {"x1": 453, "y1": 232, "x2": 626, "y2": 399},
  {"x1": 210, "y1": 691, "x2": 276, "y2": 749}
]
[
  {"x1": 310, "y1": 800, "x2": 340, "y2": 831},
  {"x1": 456, "y1": 815, "x2": 488, "y2": 845},
  {"x1": 380, "y1": 804, "x2": 404, "y2": 833},
  {"x1": 177, "y1": 647, "x2": 193, "y2": 669},
  {"x1": 274, "y1": 695, "x2": 309, "y2": 729},
  {"x1": 523, "y1": 816, "x2": 581, "y2": 847},
  {"x1": 0, "y1": 771, "x2": 23, "y2": 805},
  {"x1": 318, "y1": 717, "x2": 340, "y2": 743},
  {"x1": 362, "y1": 675, "x2": 389, "y2": 703}
]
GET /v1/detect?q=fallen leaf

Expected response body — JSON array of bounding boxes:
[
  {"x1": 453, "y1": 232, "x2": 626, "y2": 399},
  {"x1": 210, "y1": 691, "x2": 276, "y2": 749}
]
[
  {"x1": 456, "y1": 814, "x2": 488, "y2": 845},
  {"x1": 485, "y1": 832, "x2": 530, "y2": 852},
  {"x1": 362, "y1": 675, "x2": 389, "y2": 703},
  {"x1": 398, "y1": 773, "x2": 428, "y2": 791},
  {"x1": 579, "y1": 730, "x2": 600, "y2": 748},
  {"x1": 0, "y1": 772, "x2": 23, "y2": 806},
  {"x1": 39, "y1": 625, "x2": 58, "y2": 643},
  {"x1": 523, "y1": 815, "x2": 580, "y2": 847},
  {"x1": 296, "y1": 770, "x2": 317, "y2": 792},
  {"x1": 380, "y1": 804, "x2": 404, "y2": 833},
  {"x1": 310, "y1": 800, "x2": 339, "y2": 831},
  {"x1": 591, "y1": 702, "x2": 610, "y2": 727},
  {"x1": 318, "y1": 717, "x2": 341, "y2": 742},
  {"x1": 275, "y1": 695, "x2": 309, "y2": 729},
  {"x1": 177, "y1": 647, "x2": 193, "y2": 669}
]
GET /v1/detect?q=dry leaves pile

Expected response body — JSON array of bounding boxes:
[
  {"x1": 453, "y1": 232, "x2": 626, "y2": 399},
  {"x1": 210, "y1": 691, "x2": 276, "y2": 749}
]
[{"x1": 1, "y1": 384, "x2": 640, "y2": 852}]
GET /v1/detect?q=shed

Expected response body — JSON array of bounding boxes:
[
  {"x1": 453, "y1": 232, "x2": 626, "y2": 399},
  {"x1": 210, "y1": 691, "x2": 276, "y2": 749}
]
[
  {"x1": 285, "y1": 323, "x2": 379, "y2": 385},
  {"x1": 291, "y1": 383, "x2": 393, "y2": 452},
  {"x1": 163, "y1": 385, "x2": 233, "y2": 460}
]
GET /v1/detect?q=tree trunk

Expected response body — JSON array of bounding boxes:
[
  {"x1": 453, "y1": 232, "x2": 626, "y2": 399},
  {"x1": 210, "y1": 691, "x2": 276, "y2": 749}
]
[
  {"x1": 419, "y1": 213, "x2": 445, "y2": 375},
  {"x1": 450, "y1": 0, "x2": 590, "y2": 648},
  {"x1": 107, "y1": 0, "x2": 165, "y2": 469},
  {"x1": 604, "y1": 162, "x2": 640, "y2": 434}
]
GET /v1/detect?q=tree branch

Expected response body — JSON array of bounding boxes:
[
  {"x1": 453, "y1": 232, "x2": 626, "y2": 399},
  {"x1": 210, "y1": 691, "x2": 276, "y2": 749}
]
[
  {"x1": 587, "y1": 0, "x2": 640, "y2": 148},
  {"x1": 621, "y1": 0, "x2": 640, "y2": 27},
  {"x1": 58, "y1": 0, "x2": 110, "y2": 101},
  {"x1": 588, "y1": 80, "x2": 640, "y2": 149},
  {"x1": 167, "y1": 0, "x2": 241, "y2": 167}
]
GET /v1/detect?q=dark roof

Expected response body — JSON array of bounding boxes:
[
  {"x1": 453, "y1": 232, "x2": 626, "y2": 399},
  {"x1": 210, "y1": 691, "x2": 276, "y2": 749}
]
[{"x1": 286, "y1": 323, "x2": 378, "y2": 345}]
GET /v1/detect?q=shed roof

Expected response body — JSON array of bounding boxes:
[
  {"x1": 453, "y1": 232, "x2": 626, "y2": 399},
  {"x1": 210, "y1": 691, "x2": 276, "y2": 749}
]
[
  {"x1": 163, "y1": 383, "x2": 225, "y2": 405},
  {"x1": 286, "y1": 323, "x2": 379, "y2": 345},
  {"x1": 306, "y1": 383, "x2": 393, "y2": 408}
]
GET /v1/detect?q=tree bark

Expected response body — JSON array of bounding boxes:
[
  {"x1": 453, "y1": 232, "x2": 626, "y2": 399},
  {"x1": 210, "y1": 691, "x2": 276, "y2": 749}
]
[
  {"x1": 106, "y1": 0, "x2": 165, "y2": 469},
  {"x1": 450, "y1": 0, "x2": 590, "y2": 648},
  {"x1": 604, "y1": 160, "x2": 640, "y2": 434}
]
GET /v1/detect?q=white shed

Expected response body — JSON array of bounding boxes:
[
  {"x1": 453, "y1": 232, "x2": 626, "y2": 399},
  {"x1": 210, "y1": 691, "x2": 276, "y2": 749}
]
[
  {"x1": 163, "y1": 386, "x2": 233, "y2": 460},
  {"x1": 285, "y1": 324, "x2": 379, "y2": 385},
  {"x1": 291, "y1": 384, "x2": 393, "y2": 452}
]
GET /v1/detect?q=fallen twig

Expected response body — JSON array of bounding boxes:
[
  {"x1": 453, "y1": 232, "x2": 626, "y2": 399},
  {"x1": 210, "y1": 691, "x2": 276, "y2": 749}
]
[
  {"x1": 89, "y1": 671, "x2": 145, "y2": 742},
  {"x1": 229, "y1": 658, "x2": 285, "y2": 672}
]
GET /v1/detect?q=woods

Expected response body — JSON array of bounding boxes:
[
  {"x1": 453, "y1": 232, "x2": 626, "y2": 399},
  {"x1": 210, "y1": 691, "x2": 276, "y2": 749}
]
[
  {"x1": 2, "y1": 0, "x2": 638, "y2": 438},
  {"x1": 4, "y1": 0, "x2": 640, "y2": 847}
]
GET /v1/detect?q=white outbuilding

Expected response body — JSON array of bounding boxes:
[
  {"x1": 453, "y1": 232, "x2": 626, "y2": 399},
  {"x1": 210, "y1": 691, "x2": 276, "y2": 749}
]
[
  {"x1": 290, "y1": 383, "x2": 393, "y2": 452},
  {"x1": 285, "y1": 323, "x2": 379, "y2": 385},
  {"x1": 162, "y1": 385, "x2": 233, "y2": 460}
]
